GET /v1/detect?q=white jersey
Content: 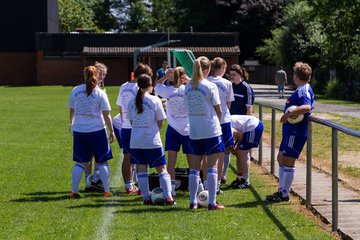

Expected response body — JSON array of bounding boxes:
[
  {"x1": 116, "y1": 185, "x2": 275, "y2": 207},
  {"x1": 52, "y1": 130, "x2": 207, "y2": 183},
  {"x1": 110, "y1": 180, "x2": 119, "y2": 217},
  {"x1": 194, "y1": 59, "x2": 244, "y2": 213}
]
[
  {"x1": 113, "y1": 113, "x2": 122, "y2": 129},
  {"x1": 155, "y1": 84, "x2": 189, "y2": 136},
  {"x1": 116, "y1": 81, "x2": 139, "y2": 129},
  {"x1": 230, "y1": 115, "x2": 260, "y2": 133},
  {"x1": 208, "y1": 76, "x2": 234, "y2": 124},
  {"x1": 185, "y1": 79, "x2": 222, "y2": 139},
  {"x1": 68, "y1": 84, "x2": 111, "y2": 133},
  {"x1": 127, "y1": 94, "x2": 167, "y2": 149}
]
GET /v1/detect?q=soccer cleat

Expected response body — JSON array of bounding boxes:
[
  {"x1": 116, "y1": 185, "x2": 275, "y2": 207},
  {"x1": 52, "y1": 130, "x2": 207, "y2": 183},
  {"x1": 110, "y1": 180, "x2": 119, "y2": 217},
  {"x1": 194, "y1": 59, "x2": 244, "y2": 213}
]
[
  {"x1": 137, "y1": 189, "x2": 142, "y2": 195},
  {"x1": 237, "y1": 178, "x2": 250, "y2": 189},
  {"x1": 70, "y1": 192, "x2": 81, "y2": 199},
  {"x1": 208, "y1": 203, "x2": 225, "y2": 210},
  {"x1": 143, "y1": 199, "x2": 152, "y2": 205},
  {"x1": 126, "y1": 187, "x2": 139, "y2": 195},
  {"x1": 164, "y1": 198, "x2": 176, "y2": 206},
  {"x1": 190, "y1": 202, "x2": 199, "y2": 210},
  {"x1": 266, "y1": 191, "x2": 290, "y2": 202},
  {"x1": 86, "y1": 178, "x2": 104, "y2": 192},
  {"x1": 104, "y1": 192, "x2": 112, "y2": 198},
  {"x1": 220, "y1": 177, "x2": 227, "y2": 184},
  {"x1": 229, "y1": 178, "x2": 241, "y2": 189},
  {"x1": 216, "y1": 189, "x2": 224, "y2": 195}
]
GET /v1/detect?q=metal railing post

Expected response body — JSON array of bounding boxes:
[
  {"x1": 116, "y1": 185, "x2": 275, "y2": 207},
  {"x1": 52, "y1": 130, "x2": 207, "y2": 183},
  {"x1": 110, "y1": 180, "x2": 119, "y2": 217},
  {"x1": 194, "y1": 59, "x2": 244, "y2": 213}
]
[
  {"x1": 306, "y1": 121, "x2": 312, "y2": 206},
  {"x1": 258, "y1": 106, "x2": 263, "y2": 165},
  {"x1": 332, "y1": 128, "x2": 338, "y2": 232},
  {"x1": 271, "y1": 109, "x2": 276, "y2": 174}
]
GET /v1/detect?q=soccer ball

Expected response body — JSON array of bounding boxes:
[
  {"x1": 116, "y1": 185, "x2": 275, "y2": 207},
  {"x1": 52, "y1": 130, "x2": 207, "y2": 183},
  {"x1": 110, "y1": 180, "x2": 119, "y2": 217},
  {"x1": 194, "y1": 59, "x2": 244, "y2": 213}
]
[
  {"x1": 150, "y1": 187, "x2": 165, "y2": 205},
  {"x1": 197, "y1": 190, "x2": 209, "y2": 208},
  {"x1": 86, "y1": 174, "x2": 100, "y2": 187},
  {"x1": 285, "y1": 105, "x2": 304, "y2": 124}
]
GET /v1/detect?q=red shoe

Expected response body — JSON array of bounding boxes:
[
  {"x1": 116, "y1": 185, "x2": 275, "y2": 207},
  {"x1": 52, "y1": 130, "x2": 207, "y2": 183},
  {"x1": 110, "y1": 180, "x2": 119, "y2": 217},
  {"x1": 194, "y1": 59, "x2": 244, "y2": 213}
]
[
  {"x1": 164, "y1": 198, "x2": 176, "y2": 206},
  {"x1": 208, "y1": 203, "x2": 225, "y2": 210},
  {"x1": 126, "y1": 187, "x2": 139, "y2": 195},
  {"x1": 143, "y1": 199, "x2": 152, "y2": 205},
  {"x1": 70, "y1": 192, "x2": 81, "y2": 199},
  {"x1": 104, "y1": 192, "x2": 112, "y2": 198}
]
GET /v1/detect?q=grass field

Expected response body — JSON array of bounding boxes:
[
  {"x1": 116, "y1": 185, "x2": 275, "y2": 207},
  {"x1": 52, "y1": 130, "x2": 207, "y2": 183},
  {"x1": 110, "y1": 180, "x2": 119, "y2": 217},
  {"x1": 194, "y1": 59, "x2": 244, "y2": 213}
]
[{"x1": 0, "y1": 86, "x2": 336, "y2": 239}]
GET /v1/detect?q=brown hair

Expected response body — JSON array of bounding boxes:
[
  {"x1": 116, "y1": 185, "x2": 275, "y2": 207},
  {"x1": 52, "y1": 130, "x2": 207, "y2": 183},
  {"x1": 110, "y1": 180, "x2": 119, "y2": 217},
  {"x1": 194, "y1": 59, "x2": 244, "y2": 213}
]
[
  {"x1": 135, "y1": 74, "x2": 152, "y2": 113},
  {"x1": 173, "y1": 67, "x2": 186, "y2": 86},
  {"x1": 211, "y1": 57, "x2": 227, "y2": 76},
  {"x1": 228, "y1": 64, "x2": 249, "y2": 81},
  {"x1": 191, "y1": 56, "x2": 211, "y2": 89},
  {"x1": 84, "y1": 66, "x2": 99, "y2": 96},
  {"x1": 293, "y1": 62, "x2": 312, "y2": 82}
]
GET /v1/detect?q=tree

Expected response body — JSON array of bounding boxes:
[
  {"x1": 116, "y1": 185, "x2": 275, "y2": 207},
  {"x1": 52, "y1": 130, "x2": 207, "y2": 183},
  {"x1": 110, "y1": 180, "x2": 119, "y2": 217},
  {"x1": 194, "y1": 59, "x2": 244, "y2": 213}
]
[
  {"x1": 125, "y1": 0, "x2": 154, "y2": 32},
  {"x1": 91, "y1": 0, "x2": 118, "y2": 31},
  {"x1": 151, "y1": 0, "x2": 177, "y2": 32},
  {"x1": 58, "y1": 0, "x2": 96, "y2": 32}
]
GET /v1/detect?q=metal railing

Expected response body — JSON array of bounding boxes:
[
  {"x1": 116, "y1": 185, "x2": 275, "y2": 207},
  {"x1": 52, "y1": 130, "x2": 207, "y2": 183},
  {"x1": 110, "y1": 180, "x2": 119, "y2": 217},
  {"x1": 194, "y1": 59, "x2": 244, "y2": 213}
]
[{"x1": 255, "y1": 101, "x2": 360, "y2": 232}]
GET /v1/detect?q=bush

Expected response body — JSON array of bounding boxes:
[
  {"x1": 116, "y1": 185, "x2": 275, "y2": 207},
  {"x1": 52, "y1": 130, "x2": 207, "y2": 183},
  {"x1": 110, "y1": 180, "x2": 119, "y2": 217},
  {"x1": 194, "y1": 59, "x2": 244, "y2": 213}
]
[{"x1": 324, "y1": 78, "x2": 342, "y2": 99}]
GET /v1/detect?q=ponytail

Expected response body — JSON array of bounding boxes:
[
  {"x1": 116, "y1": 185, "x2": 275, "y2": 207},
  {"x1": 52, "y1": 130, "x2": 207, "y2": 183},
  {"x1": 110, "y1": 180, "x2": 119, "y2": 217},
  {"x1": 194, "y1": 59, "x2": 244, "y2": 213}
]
[
  {"x1": 173, "y1": 67, "x2": 185, "y2": 87},
  {"x1": 135, "y1": 74, "x2": 152, "y2": 113},
  {"x1": 191, "y1": 56, "x2": 210, "y2": 89},
  {"x1": 84, "y1": 66, "x2": 98, "y2": 96}
]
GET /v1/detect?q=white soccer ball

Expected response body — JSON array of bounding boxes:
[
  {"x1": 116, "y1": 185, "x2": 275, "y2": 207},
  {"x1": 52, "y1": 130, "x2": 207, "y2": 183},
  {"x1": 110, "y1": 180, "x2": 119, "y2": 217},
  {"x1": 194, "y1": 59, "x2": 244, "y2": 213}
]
[
  {"x1": 285, "y1": 105, "x2": 304, "y2": 124},
  {"x1": 86, "y1": 174, "x2": 97, "y2": 187},
  {"x1": 197, "y1": 190, "x2": 209, "y2": 208},
  {"x1": 151, "y1": 187, "x2": 165, "y2": 205}
]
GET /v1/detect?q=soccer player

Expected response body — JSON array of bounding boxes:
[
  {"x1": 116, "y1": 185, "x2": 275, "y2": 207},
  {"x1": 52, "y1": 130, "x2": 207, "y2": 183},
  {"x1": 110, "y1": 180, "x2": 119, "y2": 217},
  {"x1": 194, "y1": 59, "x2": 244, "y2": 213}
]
[
  {"x1": 229, "y1": 115, "x2": 264, "y2": 189},
  {"x1": 185, "y1": 56, "x2": 225, "y2": 210},
  {"x1": 116, "y1": 63, "x2": 152, "y2": 194},
  {"x1": 266, "y1": 62, "x2": 314, "y2": 202},
  {"x1": 154, "y1": 66, "x2": 192, "y2": 197},
  {"x1": 208, "y1": 57, "x2": 235, "y2": 192},
  {"x1": 68, "y1": 66, "x2": 114, "y2": 198},
  {"x1": 228, "y1": 64, "x2": 254, "y2": 115},
  {"x1": 127, "y1": 74, "x2": 175, "y2": 205}
]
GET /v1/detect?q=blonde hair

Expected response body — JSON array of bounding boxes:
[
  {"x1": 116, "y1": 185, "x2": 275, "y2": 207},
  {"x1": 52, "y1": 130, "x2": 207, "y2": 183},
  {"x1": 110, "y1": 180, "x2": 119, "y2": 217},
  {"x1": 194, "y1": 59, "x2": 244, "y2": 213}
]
[
  {"x1": 94, "y1": 61, "x2": 108, "y2": 72},
  {"x1": 191, "y1": 56, "x2": 211, "y2": 89},
  {"x1": 173, "y1": 67, "x2": 186, "y2": 86},
  {"x1": 84, "y1": 66, "x2": 99, "y2": 96},
  {"x1": 211, "y1": 57, "x2": 227, "y2": 76},
  {"x1": 293, "y1": 62, "x2": 312, "y2": 82}
]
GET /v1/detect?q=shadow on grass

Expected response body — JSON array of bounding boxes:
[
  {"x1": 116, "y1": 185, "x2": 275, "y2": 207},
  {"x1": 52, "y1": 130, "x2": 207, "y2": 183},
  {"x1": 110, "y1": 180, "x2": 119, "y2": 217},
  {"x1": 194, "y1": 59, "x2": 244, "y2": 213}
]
[{"x1": 229, "y1": 164, "x2": 295, "y2": 240}]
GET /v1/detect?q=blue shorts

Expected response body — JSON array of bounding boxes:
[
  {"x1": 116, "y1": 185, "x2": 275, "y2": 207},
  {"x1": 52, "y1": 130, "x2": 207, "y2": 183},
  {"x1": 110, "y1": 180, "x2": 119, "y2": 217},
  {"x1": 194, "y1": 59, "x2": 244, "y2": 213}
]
[
  {"x1": 279, "y1": 134, "x2": 307, "y2": 158},
  {"x1": 73, "y1": 129, "x2": 113, "y2": 163},
  {"x1": 278, "y1": 84, "x2": 285, "y2": 92},
  {"x1": 221, "y1": 122, "x2": 235, "y2": 148},
  {"x1": 238, "y1": 122, "x2": 264, "y2": 150},
  {"x1": 121, "y1": 128, "x2": 131, "y2": 154},
  {"x1": 130, "y1": 147, "x2": 166, "y2": 168},
  {"x1": 165, "y1": 125, "x2": 191, "y2": 154},
  {"x1": 113, "y1": 125, "x2": 122, "y2": 149},
  {"x1": 189, "y1": 136, "x2": 224, "y2": 156}
]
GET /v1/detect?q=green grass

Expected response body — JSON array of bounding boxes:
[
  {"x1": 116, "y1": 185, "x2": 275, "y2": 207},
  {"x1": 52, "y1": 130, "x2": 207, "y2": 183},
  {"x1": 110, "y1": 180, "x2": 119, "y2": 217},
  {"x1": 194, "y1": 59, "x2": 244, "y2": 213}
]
[
  {"x1": 315, "y1": 94, "x2": 360, "y2": 107},
  {"x1": 0, "y1": 86, "x2": 335, "y2": 239}
]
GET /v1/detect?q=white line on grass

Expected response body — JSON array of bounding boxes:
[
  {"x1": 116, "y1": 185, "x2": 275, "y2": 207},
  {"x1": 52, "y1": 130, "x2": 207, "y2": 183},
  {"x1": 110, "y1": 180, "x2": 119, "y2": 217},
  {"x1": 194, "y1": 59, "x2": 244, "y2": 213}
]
[{"x1": 96, "y1": 154, "x2": 123, "y2": 240}]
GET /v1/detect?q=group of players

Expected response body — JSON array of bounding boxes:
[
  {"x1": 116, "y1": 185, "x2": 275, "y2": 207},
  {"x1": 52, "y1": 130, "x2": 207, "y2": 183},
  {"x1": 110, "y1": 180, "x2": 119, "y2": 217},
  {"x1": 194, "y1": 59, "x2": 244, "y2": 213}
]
[{"x1": 68, "y1": 56, "x2": 314, "y2": 210}]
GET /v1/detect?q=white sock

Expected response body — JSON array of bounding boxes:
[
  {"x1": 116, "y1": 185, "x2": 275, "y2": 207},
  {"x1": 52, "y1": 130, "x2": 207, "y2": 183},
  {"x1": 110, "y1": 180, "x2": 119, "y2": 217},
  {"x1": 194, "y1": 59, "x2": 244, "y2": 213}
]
[
  {"x1": 198, "y1": 179, "x2": 204, "y2": 193},
  {"x1": 189, "y1": 169, "x2": 199, "y2": 204},
  {"x1": 282, "y1": 166, "x2": 295, "y2": 197},
  {"x1": 242, "y1": 173, "x2": 249, "y2": 183},
  {"x1": 171, "y1": 180, "x2": 176, "y2": 197},
  {"x1": 93, "y1": 167, "x2": 99, "y2": 175},
  {"x1": 207, "y1": 168, "x2": 218, "y2": 206},
  {"x1": 72, "y1": 163, "x2": 84, "y2": 193},
  {"x1": 98, "y1": 163, "x2": 110, "y2": 192},
  {"x1": 221, "y1": 153, "x2": 230, "y2": 179},
  {"x1": 132, "y1": 165, "x2": 138, "y2": 183},
  {"x1": 159, "y1": 172, "x2": 172, "y2": 199},
  {"x1": 278, "y1": 165, "x2": 284, "y2": 192},
  {"x1": 138, "y1": 172, "x2": 150, "y2": 200},
  {"x1": 125, "y1": 180, "x2": 133, "y2": 189},
  {"x1": 217, "y1": 180, "x2": 221, "y2": 191}
]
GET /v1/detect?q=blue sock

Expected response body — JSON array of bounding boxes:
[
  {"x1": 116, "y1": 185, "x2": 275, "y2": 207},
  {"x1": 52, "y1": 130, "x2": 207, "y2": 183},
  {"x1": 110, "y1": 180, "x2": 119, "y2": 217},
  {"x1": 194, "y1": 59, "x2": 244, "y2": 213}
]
[
  {"x1": 98, "y1": 163, "x2": 110, "y2": 192},
  {"x1": 72, "y1": 163, "x2": 84, "y2": 193},
  {"x1": 138, "y1": 172, "x2": 150, "y2": 200},
  {"x1": 207, "y1": 168, "x2": 218, "y2": 206},
  {"x1": 189, "y1": 169, "x2": 199, "y2": 204}
]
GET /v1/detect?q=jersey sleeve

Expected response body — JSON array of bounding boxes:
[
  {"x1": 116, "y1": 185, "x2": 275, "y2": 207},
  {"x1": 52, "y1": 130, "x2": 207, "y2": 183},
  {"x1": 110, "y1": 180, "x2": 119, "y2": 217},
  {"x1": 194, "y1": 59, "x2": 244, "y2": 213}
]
[
  {"x1": 227, "y1": 82, "x2": 235, "y2": 102},
  {"x1": 68, "y1": 88, "x2": 75, "y2": 108},
  {"x1": 155, "y1": 84, "x2": 168, "y2": 98},
  {"x1": 99, "y1": 91, "x2": 111, "y2": 111},
  {"x1": 155, "y1": 98, "x2": 167, "y2": 121},
  {"x1": 245, "y1": 84, "x2": 254, "y2": 107},
  {"x1": 115, "y1": 86, "x2": 122, "y2": 106},
  {"x1": 211, "y1": 85, "x2": 221, "y2": 106}
]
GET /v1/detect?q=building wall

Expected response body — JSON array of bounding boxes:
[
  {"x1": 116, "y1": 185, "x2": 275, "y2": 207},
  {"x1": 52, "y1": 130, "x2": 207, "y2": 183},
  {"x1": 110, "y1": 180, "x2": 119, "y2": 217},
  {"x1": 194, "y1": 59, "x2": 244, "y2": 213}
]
[{"x1": 0, "y1": 52, "x2": 36, "y2": 85}]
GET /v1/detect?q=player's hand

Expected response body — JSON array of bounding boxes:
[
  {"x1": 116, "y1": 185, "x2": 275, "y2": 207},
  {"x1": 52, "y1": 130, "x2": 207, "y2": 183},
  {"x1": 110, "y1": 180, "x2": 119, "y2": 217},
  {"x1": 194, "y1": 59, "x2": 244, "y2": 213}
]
[
  {"x1": 280, "y1": 112, "x2": 290, "y2": 123},
  {"x1": 108, "y1": 132, "x2": 115, "y2": 143}
]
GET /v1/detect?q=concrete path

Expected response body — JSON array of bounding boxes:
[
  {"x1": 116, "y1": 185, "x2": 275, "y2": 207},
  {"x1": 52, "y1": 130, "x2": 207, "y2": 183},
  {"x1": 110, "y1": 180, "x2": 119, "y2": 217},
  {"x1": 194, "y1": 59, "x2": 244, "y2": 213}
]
[{"x1": 251, "y1": 84, "x2": 360, "y2": 239}]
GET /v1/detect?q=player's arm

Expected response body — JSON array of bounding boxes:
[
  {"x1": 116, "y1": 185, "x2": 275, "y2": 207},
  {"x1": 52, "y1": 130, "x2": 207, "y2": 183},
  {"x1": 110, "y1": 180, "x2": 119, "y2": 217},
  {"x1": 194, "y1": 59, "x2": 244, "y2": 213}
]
[
  {"x1": 231, "y1": 130, "x2": 243, "y2": 155},
  {"x1": 69, "y1": 108, "x2": 75, "y2": 124},
  {"x1": 246, "y1": 106, "x2": 253, "y2": 115},
  {"x1": 119, "y1": 106, "x2": 123, "y2": 121},
  {"x1": 157, "y1": 120, "x2": 163, "y2": 129},
  {"x1": 156, "y1": 68, "x2": 173, "y2": 85},
  {"x1": 280, "y1": 105, "x2": 311, "y2": 123},
  {"x1": 102, "y1": 110, "x2": 115, "y2": 143}
]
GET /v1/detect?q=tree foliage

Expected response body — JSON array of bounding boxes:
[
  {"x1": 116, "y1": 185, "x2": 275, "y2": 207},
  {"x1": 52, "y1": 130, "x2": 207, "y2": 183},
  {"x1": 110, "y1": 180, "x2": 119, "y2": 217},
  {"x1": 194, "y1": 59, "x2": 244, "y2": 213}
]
[{"x1": 124, "y1": 0, "x2": 154, "y2": 32}]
